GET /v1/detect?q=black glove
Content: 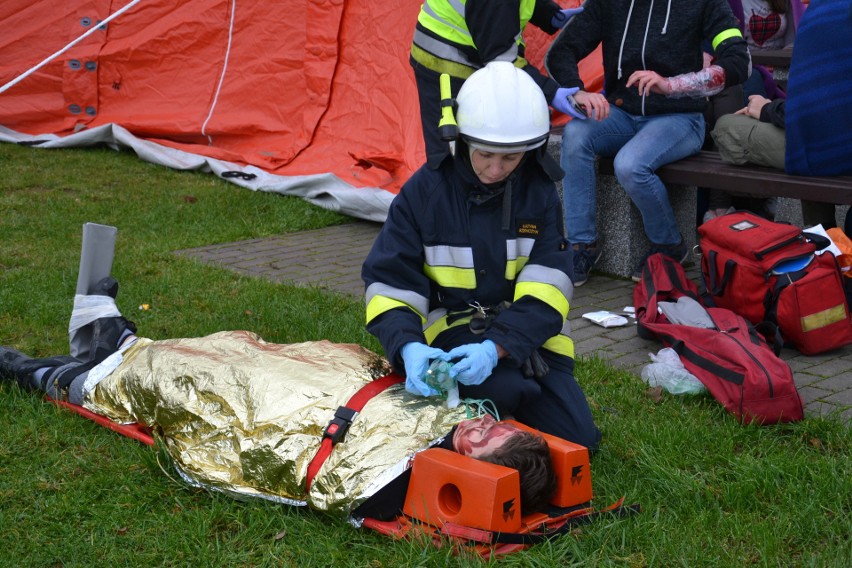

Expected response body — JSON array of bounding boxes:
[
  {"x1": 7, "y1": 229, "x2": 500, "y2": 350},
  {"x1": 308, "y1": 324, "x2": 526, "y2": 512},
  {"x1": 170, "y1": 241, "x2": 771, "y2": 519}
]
[{"x1": 522, "y1": 349, "x2": 550, "y2": 379}]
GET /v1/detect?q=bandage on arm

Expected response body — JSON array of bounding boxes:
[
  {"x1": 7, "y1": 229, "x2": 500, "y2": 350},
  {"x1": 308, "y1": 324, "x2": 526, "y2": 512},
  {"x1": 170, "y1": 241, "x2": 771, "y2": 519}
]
[{"x1": 665, "y1": 65, "x2": 726, "y2": 98}]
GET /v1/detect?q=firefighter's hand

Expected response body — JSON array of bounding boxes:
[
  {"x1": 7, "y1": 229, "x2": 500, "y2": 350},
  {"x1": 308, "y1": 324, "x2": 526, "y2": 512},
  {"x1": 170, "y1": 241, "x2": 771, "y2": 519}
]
[
  {"x1": 401, "y1": 342, "x2": 450, "y2": 397},
  {"x1": 448, "y1": 340, "x2": 499, "y2": 386},
  {"x1": 522, "y1": 349, "x2": 550, "y2": 379},
  {"x1": 552, "y1": 7, "x2": 584, "y2": 29},
  {"x1": 552, "y1": 87, "x2": 588, "y2": 120}
]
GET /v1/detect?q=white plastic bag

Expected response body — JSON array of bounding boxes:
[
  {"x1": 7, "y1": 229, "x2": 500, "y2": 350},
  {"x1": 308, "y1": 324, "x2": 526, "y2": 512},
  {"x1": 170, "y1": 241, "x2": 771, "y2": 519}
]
[
  {"x1": 582, "y1": 310, "x2": 629, "y2": 328},
  {"x1": 641, "y1": 348, "x2": 706, "y2": 395}
]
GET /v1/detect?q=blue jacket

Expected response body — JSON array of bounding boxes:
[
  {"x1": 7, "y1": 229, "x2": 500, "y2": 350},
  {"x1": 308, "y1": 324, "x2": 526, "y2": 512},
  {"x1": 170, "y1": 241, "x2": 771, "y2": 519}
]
[
  {"x1": 785, "y1": 0, "x2": 852, "y2": 176},
  {"x1": 362, "y1": 145, "x2": 575, "y2": 372}
]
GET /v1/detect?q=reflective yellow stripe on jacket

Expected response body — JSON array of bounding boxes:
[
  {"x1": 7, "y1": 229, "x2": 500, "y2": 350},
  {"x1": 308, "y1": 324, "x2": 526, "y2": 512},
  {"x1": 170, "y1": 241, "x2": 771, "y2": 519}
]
[
  {"x1": 515, "y1": 263, "x2": 575, "y2": 358},
  {"x1": 365, "y1": 283, "x2": 430, "y2": 324},
  {"x1": 368, "y1": 246, "x2": 575, "y2": 358},
  {"x1": 423, "y1": 244, "x2": 477, "y2": 289},
  {"x1": 505, "y1": 237, "x2": 534, "y2": 280},
  {"x1": 412, "y1": 0, "x2": 535, "y2": 77}
]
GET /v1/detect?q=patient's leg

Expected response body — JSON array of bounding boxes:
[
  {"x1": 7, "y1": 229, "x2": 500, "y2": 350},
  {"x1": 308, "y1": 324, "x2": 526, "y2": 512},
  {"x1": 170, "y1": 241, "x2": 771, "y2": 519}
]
[{"x1": 1, "y1": 277, "x2": 136, "y2": 402}]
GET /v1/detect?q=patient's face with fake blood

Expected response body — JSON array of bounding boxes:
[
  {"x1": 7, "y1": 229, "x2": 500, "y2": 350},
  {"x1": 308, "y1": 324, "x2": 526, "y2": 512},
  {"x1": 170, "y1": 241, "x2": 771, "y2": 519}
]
[{"x1": 453, "y1": 414, "x2": 520, "y2": 459}]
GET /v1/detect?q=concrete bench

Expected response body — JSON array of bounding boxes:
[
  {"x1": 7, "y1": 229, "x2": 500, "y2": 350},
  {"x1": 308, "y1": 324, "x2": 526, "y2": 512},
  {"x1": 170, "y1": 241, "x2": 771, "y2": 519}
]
[
  {"x1": 547, "y1": 135, "x2": 697, "y2": 279},
  {"x1": 548, "y1": 136, "x2": 852, "y2": 279}
]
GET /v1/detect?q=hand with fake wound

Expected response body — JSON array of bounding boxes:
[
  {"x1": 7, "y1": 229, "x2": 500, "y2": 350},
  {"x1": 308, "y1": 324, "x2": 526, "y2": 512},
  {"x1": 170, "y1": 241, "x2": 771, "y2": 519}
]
[
  {"x1": 401, "y1": 342, "x2": 450, "y2": 397},
  {"x1": 626, "y1": 70, "x2": 671, "y2": 96}
]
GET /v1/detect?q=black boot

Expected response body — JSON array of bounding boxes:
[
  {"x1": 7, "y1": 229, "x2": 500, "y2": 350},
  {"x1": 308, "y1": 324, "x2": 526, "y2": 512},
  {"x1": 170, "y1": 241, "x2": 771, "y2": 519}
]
[
  {"x1": 0, "y1": 346, "x2": 79, "y2": 392},
  {"x1": 92, "y1": 276, "x2": 119, "y2": 299},
  {"x1": 88, "y1": 316, "x2": 137, "y2": 363},
  {"x1": 79, "y1": 276, "x2": 136, "y2": 363}
]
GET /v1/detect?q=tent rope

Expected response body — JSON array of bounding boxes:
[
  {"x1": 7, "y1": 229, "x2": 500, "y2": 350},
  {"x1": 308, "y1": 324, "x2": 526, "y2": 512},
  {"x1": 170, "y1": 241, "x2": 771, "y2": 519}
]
[
  {"x1": 0, "y1": 0, "x2": 144, "y2": 95},
  {"x1": 201, "y1": 0, "x2": 237, "y2": 145}
]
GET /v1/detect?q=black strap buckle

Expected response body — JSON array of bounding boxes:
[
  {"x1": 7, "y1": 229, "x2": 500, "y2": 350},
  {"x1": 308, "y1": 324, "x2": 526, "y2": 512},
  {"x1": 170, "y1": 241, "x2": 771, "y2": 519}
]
[
  {"x1": 221, "y1": 170, "x2": 257, "y2": 181},
  {"x1": 323, "y1": 406, "x2": 357, "y2": 445}
]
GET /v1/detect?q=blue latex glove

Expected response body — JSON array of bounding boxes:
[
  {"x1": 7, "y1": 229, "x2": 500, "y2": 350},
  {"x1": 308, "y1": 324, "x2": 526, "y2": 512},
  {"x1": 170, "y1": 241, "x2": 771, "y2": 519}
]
[
  {"x1": 401, "y1": 342, "x2": 450, "y2": 397},
  {"x1": 551, "y1": 87, "x2": 587, "y2": 120},
  {"x1": 552, "y1": 7, "x2": 584, "y2": 29},
  {"x1": 447, "y1": 340, "x2": 499, "y2": 386}
]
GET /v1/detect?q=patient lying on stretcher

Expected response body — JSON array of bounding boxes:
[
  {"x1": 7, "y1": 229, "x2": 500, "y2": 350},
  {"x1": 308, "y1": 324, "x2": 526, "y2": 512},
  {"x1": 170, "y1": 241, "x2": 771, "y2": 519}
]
[{"x1": 0, "y1": 278, "x2": 556, "y2": 519}]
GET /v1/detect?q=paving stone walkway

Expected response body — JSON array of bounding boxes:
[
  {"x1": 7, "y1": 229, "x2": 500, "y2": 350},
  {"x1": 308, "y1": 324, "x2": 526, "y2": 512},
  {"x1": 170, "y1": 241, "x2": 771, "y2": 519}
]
[{"x1": 176, "y1": 221, "x2": 852, "y2": 424}]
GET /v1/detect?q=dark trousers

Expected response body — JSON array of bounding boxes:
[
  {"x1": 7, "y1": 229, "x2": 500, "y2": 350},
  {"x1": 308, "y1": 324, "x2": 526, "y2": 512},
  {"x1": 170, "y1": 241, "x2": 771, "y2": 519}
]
[{"x1": 411, "y1": 59, "x2": 467, "y2": 167}]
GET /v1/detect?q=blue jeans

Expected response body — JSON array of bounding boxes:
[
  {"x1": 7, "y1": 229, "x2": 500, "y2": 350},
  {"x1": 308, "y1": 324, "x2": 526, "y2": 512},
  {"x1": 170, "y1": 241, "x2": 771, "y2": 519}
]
[{"x1": 560, "y1": 106, "x2": 705, "y2": 245}]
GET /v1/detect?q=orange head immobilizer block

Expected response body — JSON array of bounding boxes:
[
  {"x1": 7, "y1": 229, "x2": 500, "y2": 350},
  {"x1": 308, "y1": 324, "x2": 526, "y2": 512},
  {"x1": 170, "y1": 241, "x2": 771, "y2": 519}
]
[
  {"x1": 503, "y1": 420, "x2": 593, "y2": 509},
  {"x1": 403, "y1": 448, "x2": 523, "y2": 532},
  {"x1": 403, "y1": 422, "x2": 593, "y2": 532}
]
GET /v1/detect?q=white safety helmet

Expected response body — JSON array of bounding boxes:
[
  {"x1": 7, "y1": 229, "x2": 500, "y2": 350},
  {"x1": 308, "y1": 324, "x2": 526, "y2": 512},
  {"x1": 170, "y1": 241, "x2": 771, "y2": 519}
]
[{"x1": 456, "y1": 61, "x2": 550, "y2": 154}]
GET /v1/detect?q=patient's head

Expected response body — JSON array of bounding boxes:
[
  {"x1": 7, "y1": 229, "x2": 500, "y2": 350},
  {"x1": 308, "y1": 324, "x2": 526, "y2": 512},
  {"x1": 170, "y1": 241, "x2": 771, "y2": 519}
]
[{"x1": 453, "y1": 415, "x2": 556, "y2": 514}]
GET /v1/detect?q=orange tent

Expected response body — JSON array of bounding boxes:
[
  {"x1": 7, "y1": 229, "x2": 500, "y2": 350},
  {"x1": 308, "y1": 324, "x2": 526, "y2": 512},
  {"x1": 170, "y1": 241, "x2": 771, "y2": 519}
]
[{"x1": 0, "y1": 0, "x2": 601, "y2": 221}]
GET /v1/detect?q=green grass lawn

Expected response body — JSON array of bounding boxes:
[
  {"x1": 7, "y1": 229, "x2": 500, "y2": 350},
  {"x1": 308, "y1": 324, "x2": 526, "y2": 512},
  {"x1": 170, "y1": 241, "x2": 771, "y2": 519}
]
[{"x1": 1, "y1": 143, "x2": 850, "y2": 567}]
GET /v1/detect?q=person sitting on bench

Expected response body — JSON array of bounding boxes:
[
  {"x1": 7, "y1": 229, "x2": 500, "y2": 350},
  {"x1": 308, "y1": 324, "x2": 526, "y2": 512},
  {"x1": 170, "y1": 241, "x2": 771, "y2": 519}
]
[
  {"x1": 712, "y1": 0, "x2": 852, "y2": 232},
  {"x1": 0, "y1": 277, "x2": 556, "y2": 519}
]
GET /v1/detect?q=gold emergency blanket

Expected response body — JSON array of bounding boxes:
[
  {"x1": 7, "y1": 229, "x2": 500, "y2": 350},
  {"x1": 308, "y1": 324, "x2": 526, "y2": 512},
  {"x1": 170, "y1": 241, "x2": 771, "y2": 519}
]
[{"x1": 83, "y1": 331, "x2": 466, "y2": 513}]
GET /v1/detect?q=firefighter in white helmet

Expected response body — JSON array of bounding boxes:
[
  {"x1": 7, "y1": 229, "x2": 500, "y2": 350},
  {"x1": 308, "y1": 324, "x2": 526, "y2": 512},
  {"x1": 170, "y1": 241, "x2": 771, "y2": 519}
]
[
  {"x1": 363, "y1": 62, "x2": 601, "y2": 451},
  {"x1": 409, "y1": 0, "x2": 586, "y2": 166}
]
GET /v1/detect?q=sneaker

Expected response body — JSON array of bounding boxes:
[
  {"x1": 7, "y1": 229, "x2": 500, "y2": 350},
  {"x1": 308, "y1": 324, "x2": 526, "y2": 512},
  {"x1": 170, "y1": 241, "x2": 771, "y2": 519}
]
[
  {"x1": 0, "y1": 346, "x2": 78, "y2": 391},
  {"x1": 571, "y1": 243, "x2": 601, "y2": 287},
  {"x1": 631, "y1": 240, "x2": 689, "y2": 282}
]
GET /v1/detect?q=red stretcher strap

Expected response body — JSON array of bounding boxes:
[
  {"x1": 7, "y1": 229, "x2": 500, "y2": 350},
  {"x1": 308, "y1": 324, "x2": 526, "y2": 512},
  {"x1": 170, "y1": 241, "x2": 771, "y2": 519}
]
[
  {"x1": 305, "y1": 373, "x2": 404, "y2": 491},
  {"x1": 50, "y1": 398, "x2": 156, "y2": 446}
]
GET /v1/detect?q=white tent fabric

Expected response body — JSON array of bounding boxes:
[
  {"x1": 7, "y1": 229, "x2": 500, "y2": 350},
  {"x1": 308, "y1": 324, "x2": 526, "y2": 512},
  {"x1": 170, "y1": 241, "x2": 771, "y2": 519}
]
[{"x1": 0, "y1": 124, "x2": 394, "y2": 222}]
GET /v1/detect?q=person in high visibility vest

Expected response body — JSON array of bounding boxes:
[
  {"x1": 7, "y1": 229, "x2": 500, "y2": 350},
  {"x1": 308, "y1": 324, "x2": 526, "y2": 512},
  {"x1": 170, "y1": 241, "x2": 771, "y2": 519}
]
[
  {"x1": 363, "y1": 62, "x2": 601, "y2": 452},
  {"x1": 410, "y1": 0, "x2": 587, "y2": 167}
]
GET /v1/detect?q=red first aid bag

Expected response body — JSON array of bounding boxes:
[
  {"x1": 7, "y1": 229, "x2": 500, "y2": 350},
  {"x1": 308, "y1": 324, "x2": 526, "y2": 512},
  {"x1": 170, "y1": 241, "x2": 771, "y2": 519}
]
[
  {"x1": 765, "y1": 252, "x2": 852, "y2": 354},
  {"x1": 635, "y1": 253, "x2": 803, "y2": 424},
  {"x1": 699, "y1": 212, "x2": 852, "y2": 355}
]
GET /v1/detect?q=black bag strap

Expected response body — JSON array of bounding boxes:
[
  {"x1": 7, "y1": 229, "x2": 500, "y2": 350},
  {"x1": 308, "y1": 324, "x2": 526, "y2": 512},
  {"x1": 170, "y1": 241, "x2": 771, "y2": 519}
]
[
  {"x1": 705, "y1": 250, "x2": 735, "y2": 297},
  {"x1": 54, "y1": 359, "x2": 101, "y2": 390},
  {"x1": 754, "y1": 321, "x2": 785, "y2": 357},
  {"x1": 763, "y1": 267, "x2": 809, "y2": 328}
]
